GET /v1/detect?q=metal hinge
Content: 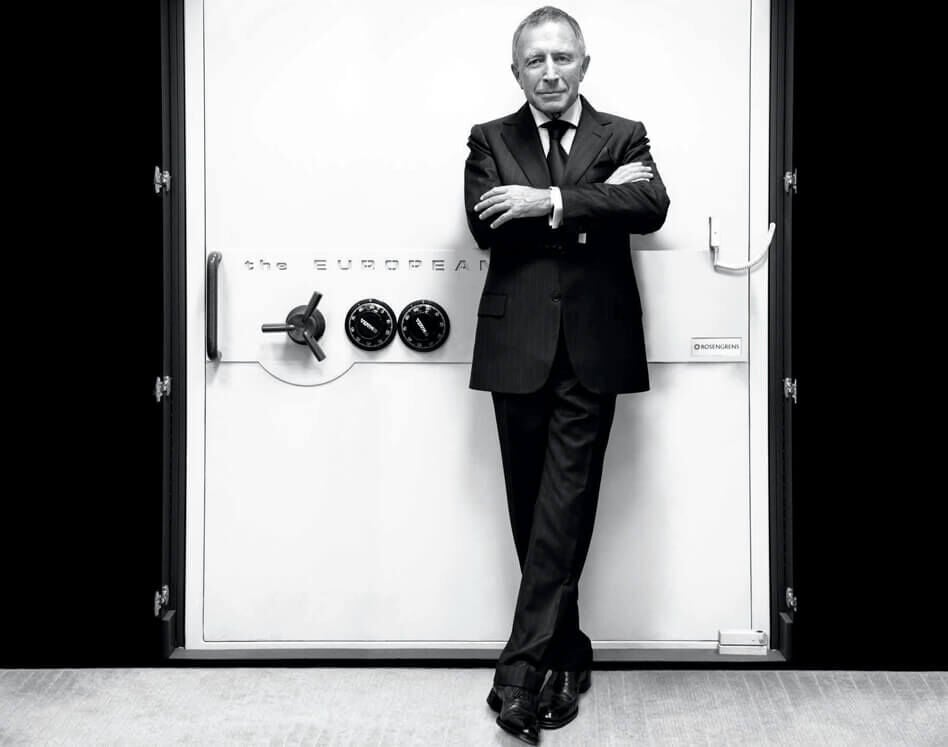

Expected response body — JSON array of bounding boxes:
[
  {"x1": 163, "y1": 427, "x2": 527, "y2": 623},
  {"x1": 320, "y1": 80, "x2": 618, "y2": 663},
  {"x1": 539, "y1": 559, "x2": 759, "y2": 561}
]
[
  {"x1": 154, "y1": 166, "x2": 171, "y2": 194},
  {"x1": 786, "y1": 586, "x2": 798, "y2": 612},
  {"x1": 154, "y1": 584, "x2": 169, "y2": 617},
  {"x1": 154, "y1": 375, "x2": 172, "y2": 402},
  {"x1": 783, "y1": 168, "x2": 797, "y2": 194},
  {"x1": 783, "y1": 377, "x2": 798, "y2": 404}
]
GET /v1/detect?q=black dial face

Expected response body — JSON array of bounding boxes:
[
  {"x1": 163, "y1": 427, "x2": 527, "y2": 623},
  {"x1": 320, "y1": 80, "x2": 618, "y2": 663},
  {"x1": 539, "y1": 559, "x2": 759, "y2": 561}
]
[
  {"x1": 345, "y1": 299, "x2": 396, "y2": 350},
  {"x1": 397, "y1": 299, "x2": 450, "y2": 352}
]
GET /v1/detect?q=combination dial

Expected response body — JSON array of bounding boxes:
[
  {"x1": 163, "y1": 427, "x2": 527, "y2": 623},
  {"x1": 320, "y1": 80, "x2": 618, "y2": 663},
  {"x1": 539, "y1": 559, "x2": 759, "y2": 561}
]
[
  {"x1": 397, "y1": 300, "x2": 450, "y2": 352},
  {"x1": 345, "y1": 298, "x2": 396, "y2": 351}
]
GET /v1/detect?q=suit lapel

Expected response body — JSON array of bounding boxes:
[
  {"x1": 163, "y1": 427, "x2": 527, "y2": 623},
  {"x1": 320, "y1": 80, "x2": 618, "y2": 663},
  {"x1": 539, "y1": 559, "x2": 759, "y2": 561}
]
[
  {"x1": 501, "y1": 104, "x2": 551, "y2": 188},
  {"x1": 563, "y1": 96, "x2": 612, "y2": 185},
  {"x1": 499, "y1": 97, "x2": 614, "y2": 187}
]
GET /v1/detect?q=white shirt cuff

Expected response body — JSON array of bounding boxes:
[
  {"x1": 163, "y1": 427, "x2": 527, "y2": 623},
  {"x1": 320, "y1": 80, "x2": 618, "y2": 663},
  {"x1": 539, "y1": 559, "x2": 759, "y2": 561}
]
[{"x1": 549, "y1": 187, "x2": 564, "y2": 229}]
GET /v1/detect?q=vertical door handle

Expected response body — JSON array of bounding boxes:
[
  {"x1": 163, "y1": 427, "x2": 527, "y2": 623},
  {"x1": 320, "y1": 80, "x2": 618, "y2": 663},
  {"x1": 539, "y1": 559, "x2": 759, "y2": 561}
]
[{"x1": 206, "y1": 252, "x2": 222, "y2": 360}]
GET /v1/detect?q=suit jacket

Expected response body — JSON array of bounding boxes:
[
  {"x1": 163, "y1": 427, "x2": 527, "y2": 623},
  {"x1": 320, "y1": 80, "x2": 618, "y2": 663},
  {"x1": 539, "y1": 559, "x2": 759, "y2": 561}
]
[{"x1": 464, "y1": 95, "x2": 670, "y2": 394}]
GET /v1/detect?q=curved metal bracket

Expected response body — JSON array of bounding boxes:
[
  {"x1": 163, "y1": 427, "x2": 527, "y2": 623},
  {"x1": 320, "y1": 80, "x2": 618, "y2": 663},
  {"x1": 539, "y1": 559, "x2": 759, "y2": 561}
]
[
  {"x1": 206, "y1": 252, "x2": 222, "y2": 361},
  {"x1": 710, "y1": 217, "x2": 776, "y2": 273}
]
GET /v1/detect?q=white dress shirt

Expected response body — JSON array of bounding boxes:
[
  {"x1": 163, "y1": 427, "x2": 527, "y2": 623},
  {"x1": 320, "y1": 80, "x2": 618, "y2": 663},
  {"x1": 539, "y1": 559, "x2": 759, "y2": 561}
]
[{"x1": 528, "y1": 97, "x2": 582, "y2": 230}]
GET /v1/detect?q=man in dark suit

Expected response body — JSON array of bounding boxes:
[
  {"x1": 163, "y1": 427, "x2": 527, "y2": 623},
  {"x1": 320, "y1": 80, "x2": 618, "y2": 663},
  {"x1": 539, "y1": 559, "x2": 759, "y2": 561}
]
[{"x1": 464, "y1": 6, "x2": 670, "y2": 744}]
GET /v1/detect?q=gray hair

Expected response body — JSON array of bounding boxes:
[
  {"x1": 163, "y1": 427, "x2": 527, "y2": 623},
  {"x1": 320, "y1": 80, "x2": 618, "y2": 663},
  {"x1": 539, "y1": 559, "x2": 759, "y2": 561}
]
[{"x1": 511, "y1": 6, "x2": 586, "y2": 66}]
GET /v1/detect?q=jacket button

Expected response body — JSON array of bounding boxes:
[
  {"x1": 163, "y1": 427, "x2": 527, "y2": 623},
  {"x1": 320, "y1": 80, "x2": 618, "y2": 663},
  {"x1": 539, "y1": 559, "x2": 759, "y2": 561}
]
[{"x1": 551, "y1": 292, "x2": 561, "y2": 302}]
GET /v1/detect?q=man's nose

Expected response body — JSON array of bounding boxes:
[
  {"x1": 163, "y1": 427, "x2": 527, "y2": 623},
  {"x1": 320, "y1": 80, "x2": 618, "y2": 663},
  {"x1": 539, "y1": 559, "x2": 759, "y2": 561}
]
[{"x1": 542, "y1": 57, "x2": 559, "y2": 81}]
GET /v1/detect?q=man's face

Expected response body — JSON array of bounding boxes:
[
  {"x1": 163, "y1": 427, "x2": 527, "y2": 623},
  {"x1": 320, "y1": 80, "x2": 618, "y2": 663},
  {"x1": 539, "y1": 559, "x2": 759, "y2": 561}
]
[{"x1": 511, "y1": 20, "x2": 590, "y2": 116}]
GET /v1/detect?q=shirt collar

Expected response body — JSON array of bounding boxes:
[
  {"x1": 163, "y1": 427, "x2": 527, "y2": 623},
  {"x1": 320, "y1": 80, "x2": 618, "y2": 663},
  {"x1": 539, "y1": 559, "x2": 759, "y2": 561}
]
[{"x1": 528, "y1": 96, "x2": 583, "y2": 130}]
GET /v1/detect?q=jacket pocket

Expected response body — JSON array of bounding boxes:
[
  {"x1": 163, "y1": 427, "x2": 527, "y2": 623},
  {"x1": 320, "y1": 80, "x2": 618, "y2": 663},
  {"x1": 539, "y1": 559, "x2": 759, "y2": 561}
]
[{"x1": 477, "y1": 292, "x2": 507, "y2": 317}]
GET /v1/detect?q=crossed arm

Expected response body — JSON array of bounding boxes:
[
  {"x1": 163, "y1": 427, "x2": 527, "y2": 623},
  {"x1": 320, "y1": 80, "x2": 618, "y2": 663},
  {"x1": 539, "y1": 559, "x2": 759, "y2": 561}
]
[
  {"x1": 464, "y1": 122, "x2": 670, "y2": 249},
  {"x1": 474, "y1": 162, "x2": 654, "y2": 228}
]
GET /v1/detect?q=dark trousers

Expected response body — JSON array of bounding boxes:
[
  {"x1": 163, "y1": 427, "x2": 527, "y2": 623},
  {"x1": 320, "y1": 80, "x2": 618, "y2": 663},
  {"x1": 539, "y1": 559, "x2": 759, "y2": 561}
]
[{"x1": 491, "y1": 322, "x2": 617, "y2": 693}]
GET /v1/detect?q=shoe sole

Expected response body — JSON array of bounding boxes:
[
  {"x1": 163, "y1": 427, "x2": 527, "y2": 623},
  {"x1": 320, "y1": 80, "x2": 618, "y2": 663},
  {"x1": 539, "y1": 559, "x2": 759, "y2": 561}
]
[
  {"x1": 489, "y1": 690, "x2": 540, "y2": 744},
  {"x1": 538, "y1": 708, "x2": 579, "y2": 729},
  {"x1": 496, "y1": 716, "x2": 540, "y2": 745}
]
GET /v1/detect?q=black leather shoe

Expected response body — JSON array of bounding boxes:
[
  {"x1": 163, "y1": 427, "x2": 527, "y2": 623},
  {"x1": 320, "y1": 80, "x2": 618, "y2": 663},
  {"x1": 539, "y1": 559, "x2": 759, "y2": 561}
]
[
  {"x1": 537, "y1": 669, "x2": 591, "y2": 729},
  {"x1": 486, "y1": 685, "x2": 503, "y2": 713},
  {"x1": 489, "y1": 685, "x2": 540, "y2": 744}
]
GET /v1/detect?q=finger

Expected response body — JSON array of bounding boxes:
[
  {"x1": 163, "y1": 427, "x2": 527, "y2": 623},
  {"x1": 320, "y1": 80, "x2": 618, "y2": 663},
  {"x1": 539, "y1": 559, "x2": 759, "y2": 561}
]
[
  {"x1": 479, "y1": 187, "x2": 507, "y2": 201},
  {"x1": 611, "y1": 167, "x2": 650, "y2": 180},
  {"x1": 606, "y1": 173, "x2": 653, "y2": 185},
  {"x1": 479, "y1": 201, "x2": 510, "y2": 220},
  {"x1": 474, "y1": 194, "x2": 505, "y2": 212},
  {"x1": 491, "y1": 209, "x2": 515, "y2": 229}
]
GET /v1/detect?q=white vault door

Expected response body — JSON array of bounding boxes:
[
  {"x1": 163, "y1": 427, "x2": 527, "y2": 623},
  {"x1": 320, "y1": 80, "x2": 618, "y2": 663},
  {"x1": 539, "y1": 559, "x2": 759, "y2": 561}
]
[{"x1": 185, "y1": 0, "x2": 773, "y2": 653}]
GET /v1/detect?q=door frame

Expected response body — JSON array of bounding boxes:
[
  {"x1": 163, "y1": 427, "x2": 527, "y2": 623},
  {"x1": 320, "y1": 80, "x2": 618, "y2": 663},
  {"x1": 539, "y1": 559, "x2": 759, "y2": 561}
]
[
  {"x1": 158, "y1": 0, "x2": 188, "y2": 657},
  {"x1": 768, "y1": 0, "x2": 796, "y2": 660},
  {"x1": 159, "y1": 0, "x2": 797, "y2": 661}
]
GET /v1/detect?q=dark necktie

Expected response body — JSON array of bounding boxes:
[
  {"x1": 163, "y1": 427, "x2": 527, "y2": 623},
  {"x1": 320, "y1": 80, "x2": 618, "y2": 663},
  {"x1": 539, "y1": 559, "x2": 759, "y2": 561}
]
[{"x1": 542, "y1": 119, "x2": 572, "y2": 185}]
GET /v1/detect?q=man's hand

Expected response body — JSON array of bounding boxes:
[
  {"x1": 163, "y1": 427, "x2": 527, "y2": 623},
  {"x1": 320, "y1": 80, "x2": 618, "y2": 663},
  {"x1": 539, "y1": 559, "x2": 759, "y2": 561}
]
[
  {"x1": 474, "y1": 186, "x2": 552, "y2": 229},
  {"x1": 605, "y1": 162, "x2": 653, "y2": 185}
]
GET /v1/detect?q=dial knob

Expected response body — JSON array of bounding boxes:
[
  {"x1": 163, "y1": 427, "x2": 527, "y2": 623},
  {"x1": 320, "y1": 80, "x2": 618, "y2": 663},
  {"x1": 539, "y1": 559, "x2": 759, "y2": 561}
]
[
  {"x1": 345, "y1": 298, "x2": 396, "y2": 350},
  {"x1": 397, "y1": 299, "x2": 450, "y2": 352}
]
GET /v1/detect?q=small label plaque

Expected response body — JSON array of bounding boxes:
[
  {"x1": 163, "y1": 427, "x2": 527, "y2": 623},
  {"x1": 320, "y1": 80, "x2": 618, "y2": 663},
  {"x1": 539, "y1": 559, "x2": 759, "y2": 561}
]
[{"x1": 690, "y1": 337, "x2": 743, "y2": 357}]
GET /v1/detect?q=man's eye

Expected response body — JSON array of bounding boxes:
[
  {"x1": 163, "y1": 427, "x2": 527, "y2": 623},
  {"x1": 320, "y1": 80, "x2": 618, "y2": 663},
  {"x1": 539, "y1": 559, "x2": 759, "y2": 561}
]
[
  {"x1": 526, "y1": 59, "x2": 541, "y2": 66},
  {"x1": 555, "y1": 55, "x2": 571, "y2": 63}
]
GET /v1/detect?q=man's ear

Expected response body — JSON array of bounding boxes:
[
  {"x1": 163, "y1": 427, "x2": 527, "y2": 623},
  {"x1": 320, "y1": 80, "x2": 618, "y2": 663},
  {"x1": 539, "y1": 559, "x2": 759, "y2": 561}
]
[
  {"x1": 580, "y1": 55, "x2": 591, "y2": 80},
  {"x1": 510, "y1": 63, "x2": 522, "y2": 88}
]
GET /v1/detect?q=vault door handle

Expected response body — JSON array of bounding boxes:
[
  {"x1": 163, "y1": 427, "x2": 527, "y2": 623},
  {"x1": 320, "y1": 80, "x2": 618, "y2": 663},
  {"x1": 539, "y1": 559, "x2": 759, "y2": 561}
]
[
  {"x1": 261, "y1": 290, "x2": 327, "y2": 362},
  {"x1": 709, "y1": 217, "x2": 777, "y2": 273},
  {"x1": 206, "y1": 252, "x2": 222, "y2": 361}
]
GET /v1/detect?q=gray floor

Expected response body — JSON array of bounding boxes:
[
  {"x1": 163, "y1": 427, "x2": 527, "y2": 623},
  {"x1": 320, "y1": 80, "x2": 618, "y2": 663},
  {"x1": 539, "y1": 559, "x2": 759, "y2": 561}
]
[{"x1": 1, "y1": 668, "x2": 945, "y2": 745}]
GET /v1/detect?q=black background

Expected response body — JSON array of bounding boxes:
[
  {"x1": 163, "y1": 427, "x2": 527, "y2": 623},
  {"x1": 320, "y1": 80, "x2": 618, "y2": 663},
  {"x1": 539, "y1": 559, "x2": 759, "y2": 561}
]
[{"x1": 4, "y1": 3, "x2": 940, "y2": 671}]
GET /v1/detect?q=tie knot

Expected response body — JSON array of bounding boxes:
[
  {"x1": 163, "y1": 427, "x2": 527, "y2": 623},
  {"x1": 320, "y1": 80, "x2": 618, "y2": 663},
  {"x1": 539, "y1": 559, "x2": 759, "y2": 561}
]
[{"x1": 542, "y1": 119, "x2": 571, "y2": 142}]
